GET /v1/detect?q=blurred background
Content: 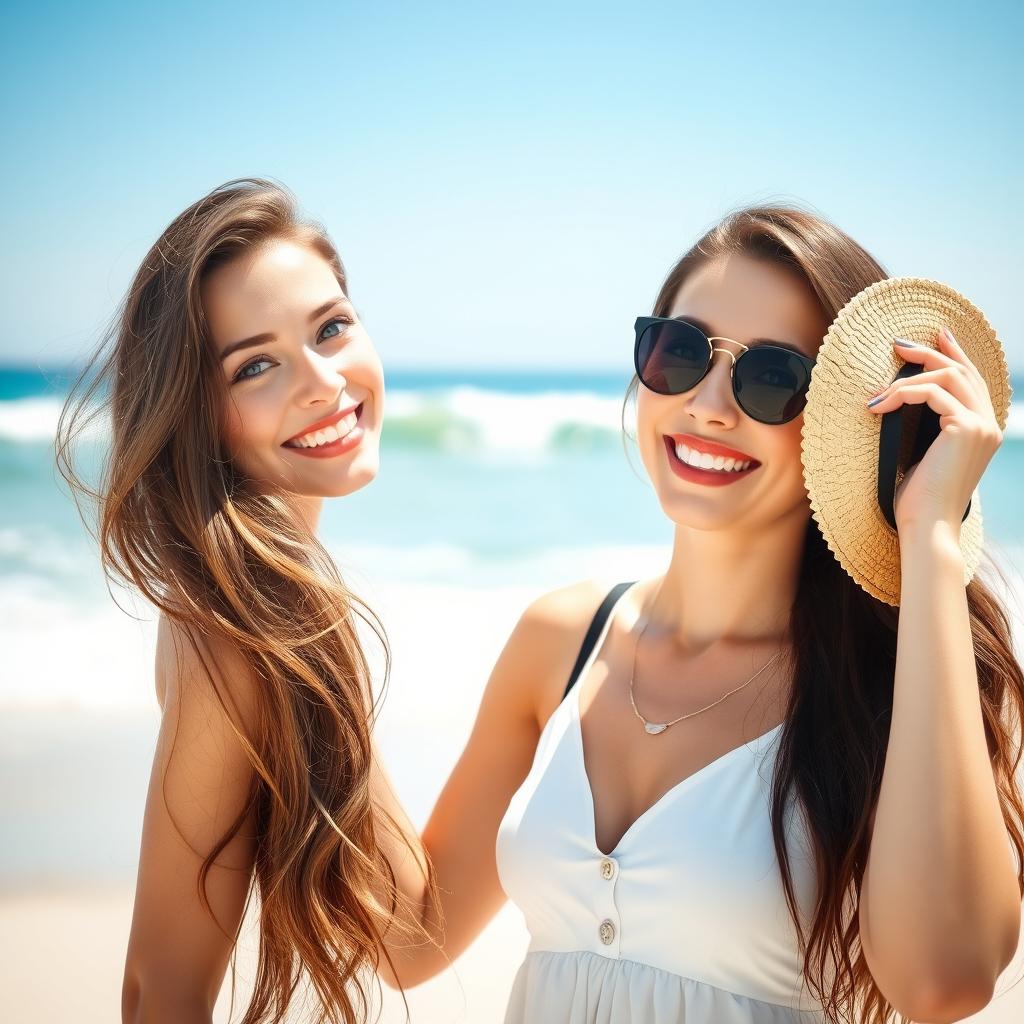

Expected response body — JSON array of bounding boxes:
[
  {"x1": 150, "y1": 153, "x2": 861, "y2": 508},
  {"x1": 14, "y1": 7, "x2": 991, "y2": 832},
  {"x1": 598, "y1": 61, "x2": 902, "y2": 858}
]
[{"x1": 2, "y1": 1, "x2": 1022, "y2": 1020}]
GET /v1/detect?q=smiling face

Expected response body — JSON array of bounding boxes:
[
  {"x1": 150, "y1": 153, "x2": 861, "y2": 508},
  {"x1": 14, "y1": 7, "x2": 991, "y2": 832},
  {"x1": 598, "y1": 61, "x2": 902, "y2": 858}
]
[
  {"x1": 636, "y1": 252, "x2": 829, "y2": 532},
  {"x1": 202, "y1": 237, "x2": 384, "y2": 499}
]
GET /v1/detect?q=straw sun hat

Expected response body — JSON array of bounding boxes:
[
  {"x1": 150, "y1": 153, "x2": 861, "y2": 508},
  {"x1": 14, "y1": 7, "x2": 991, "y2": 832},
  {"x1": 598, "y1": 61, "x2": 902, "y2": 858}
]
[{"x1": 801, "y1": 277, "x2": 1012, "y2": 606}]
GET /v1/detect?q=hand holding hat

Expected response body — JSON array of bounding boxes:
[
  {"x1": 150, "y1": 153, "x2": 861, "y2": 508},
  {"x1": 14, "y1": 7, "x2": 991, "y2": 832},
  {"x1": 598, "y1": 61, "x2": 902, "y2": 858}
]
[
  {"x1": 865, "y1": 327, "x2": 1004, "y2": 536},
  {"x1": 801, "y1": 278, "x2": 1013, "y2": 606}
]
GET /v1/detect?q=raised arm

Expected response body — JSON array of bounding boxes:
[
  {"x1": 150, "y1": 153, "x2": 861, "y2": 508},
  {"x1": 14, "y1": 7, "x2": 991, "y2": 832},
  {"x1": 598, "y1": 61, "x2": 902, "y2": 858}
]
[
  {"x1": 374, "y1": 580, "x2": 607, "y2": 988},
  {"x1": 122, "y1": 617, "x2": 259, "y2": 1023}
]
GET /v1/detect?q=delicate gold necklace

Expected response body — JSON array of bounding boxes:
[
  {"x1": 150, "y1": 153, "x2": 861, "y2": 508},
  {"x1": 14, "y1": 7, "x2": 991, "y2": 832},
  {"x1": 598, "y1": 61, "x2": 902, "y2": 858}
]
[{"x1": 628, "y1": 588, "x2": 785, "y2": 736}]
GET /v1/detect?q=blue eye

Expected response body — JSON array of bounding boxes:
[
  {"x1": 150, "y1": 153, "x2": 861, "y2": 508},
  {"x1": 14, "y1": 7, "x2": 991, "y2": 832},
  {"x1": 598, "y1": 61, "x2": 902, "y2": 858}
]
[
  {"x1": 234, "y1": 357, "x2": 274, "y2": 382},
  {"x1": 319, "y1": 317, "x2": 352, "y2": 343}
]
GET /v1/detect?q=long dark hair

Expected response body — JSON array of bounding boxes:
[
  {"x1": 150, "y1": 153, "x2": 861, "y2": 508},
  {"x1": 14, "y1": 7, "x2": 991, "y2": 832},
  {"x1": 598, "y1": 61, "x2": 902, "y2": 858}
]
[
  {"x1": 56, "y1": 178, "x2": 434, "y2": 1023},
  {"x1": 627, "y1": 205, "x2": 1024, "y2": 1023}
]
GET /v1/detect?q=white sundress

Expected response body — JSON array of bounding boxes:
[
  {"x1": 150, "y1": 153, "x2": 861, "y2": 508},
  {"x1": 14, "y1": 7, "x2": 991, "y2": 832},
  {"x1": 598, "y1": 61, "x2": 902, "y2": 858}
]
[{"x1": 495, "y1": 582, "x2": 826, "y2": 1022}]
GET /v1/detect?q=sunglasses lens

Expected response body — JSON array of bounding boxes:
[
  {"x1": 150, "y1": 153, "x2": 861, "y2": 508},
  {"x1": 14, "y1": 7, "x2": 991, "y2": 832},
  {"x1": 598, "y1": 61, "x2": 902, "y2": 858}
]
[
  {"x1": 635, "y1": 320, "x2": 709, "y2": 395},
  {"x1": 733, "y1": 347, "x2": 812, "y2": 424}
]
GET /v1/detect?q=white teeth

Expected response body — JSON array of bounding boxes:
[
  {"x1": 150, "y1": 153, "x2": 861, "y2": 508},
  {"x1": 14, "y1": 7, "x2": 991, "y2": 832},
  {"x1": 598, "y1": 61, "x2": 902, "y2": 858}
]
[
  {"x1": 288, "y1": 410, "x2": 359, "y2": 448},
  {"x1": 674, "y1": 442, "x2": 752, "y2": 473}
]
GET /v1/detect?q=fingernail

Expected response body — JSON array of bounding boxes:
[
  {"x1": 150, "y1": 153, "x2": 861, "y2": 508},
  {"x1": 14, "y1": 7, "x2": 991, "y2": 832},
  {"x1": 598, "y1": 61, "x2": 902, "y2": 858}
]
[
  {"x1": 941, "y1": 327, "x2": 957, "y2": 345},
  {"x1": 893, "y1": 338, "x2": 917, "y2": 347},
  {"x1": 867, "y1": 392, "x2": 886, "y2": 407}
]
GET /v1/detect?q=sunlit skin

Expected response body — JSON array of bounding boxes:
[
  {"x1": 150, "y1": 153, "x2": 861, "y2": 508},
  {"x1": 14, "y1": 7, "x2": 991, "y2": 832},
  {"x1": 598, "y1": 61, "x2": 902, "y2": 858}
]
[
  {"x1": 201, "y1": 238, "x2": 384, "y2": 528},
  {"x1": 635, "y1": 254, "x2": 829, "y2": 661},
  {"x1": 371, "y1": 250, "x2": 1019, "y2": 1022},
  {"x1": 122, "y1": 235, "x2": 388, "y2": 1021}
]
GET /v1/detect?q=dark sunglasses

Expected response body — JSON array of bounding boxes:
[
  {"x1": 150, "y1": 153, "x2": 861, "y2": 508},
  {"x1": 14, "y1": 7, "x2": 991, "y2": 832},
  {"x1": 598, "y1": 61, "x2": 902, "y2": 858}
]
[{"x1": 634, "y1": 316, "x2": 816, "y2": 425}]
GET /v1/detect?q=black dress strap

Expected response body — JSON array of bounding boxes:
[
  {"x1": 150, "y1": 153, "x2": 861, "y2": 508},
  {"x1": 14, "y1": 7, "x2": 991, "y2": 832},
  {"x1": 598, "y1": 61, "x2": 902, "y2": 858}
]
[{"x1": 562, "y1": 581, "x2": 636, "y2": 699}]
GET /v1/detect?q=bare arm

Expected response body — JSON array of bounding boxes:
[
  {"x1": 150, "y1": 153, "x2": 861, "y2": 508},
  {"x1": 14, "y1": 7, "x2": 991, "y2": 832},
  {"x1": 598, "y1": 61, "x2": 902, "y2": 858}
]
[
  {"x1": 122, "y1": 616, "x2": 259, "y2": 1023},
  {"x1": 859, "y1": 523, "x2": 1022, "y2": 1022},
  {"x1": 375, "y1": 580, "x2": 607, "y2": 987}
]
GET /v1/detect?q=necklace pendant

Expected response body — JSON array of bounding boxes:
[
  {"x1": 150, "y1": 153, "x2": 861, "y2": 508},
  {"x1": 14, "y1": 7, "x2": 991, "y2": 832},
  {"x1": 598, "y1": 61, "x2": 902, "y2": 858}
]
[{"x1": 644, "y1": 721, "x2": 668, "y2": 735}]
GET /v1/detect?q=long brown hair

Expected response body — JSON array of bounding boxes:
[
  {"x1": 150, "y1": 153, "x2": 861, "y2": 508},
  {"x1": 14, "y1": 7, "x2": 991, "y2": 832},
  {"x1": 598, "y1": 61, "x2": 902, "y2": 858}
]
[
  {"x1": 627, "y1": 205, "x2": 1024, "y2": 1022},
  {"x1": 56, "y1": 178, "x2": 430, "y2": 1023}
]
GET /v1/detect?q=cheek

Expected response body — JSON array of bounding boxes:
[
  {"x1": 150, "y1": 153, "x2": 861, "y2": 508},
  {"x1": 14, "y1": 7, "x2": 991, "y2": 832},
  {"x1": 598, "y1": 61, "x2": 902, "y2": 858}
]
[
  {"x1": 768, "y1": 417, "x2": 809, "y2": 489},
  {"x1": 352, "y1": 339, "x2": 384, "y2": 394},
  {"x1": 222, "y1": 387, "x2": 283, "y2": 458},
  {"x1": 634, "y1": 390, "x2": 664, "y2": 466},
  {"x1": 222, "y1": 398, "x2": 244, "y2": 449},
  {"x1": 777, "y1": 416, "x2": 805, "y2": 458}
]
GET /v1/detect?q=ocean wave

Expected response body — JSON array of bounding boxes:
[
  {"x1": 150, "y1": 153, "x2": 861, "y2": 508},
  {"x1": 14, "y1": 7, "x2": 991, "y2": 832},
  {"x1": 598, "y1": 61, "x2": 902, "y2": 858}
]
[
  {"x1": 332, "y1": 539, "x2": 677, "y2": 589},
  {"x1": 0, "y1": 389, "x2": 628, "y2": 453},
  {"x1": 0, "y1": 398, "x2": 66, "y2": 443},
  {"x1": 3, "y1": 389, "x2": 1023, "y2": 452},
  {"x1": 383, "y1": 387, "x2": 624, "y2": 453},
  {"x1": 0, "y1": 526, "x2": 94, "y2": 578},
  {"x1": 0, "y1": 541, "x2": 677, "y2": 710},
  {"x1": 4, "y1": 542, "x2": 1022, "y2": 711}
]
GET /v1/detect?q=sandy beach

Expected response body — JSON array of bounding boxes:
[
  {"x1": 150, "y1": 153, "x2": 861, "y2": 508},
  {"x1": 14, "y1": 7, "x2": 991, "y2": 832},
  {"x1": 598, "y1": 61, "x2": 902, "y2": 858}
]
[
  {"x1": 1, "y1": 583, "x2": 536, "y2": 1023},
  {"x1": 3, "y1": 1, "x2": 1023, "y2": 1017},
  {"x1": 3, "y1": 884, "x2": 1019, "y2": 1023},
  {"x1": 3, "y1": 580, "x2": 1024, "y2": 1021},
  {"x1": 0, "y1": 882, "x2": 530, "y2": 1023}
]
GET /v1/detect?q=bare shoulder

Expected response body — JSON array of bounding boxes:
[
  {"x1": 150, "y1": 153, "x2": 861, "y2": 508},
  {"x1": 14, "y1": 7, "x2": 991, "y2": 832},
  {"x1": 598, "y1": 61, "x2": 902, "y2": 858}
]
[
  {"x1": 516, "y1": 578, "x2": 611, "y2": 638},
  {"x1": 127, "y1": 614, "x2": 261, "y2": 1001},
  {"x1": 147, "y1": 613, "x2": 260, "y2": 867},
  {"x1": 443, "y1": 577, "x2": 620, "y2": 778},
  {"x1": 501, "y1": 579, "x2": 625, "y2": 727},
  {"x1": 154, "y1": 613, "x2": 258, "y2": 735}
]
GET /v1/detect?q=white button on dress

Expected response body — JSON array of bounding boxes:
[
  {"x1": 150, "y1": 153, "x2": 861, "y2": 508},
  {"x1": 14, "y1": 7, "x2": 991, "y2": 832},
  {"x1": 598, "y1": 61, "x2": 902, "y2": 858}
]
[{"x1": 495, "y1": 583, "x2": 826, "y2": 1023}]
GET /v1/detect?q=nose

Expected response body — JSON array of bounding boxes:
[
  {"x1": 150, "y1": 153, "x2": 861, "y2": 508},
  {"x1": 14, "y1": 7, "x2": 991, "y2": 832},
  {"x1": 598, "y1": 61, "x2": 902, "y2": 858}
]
[
  {"x1": 295, "y1": 346, "x2": 346, "y2": 408},
  {"x1": 680, "y1": 346, "x2": 741, "y2": 426}
]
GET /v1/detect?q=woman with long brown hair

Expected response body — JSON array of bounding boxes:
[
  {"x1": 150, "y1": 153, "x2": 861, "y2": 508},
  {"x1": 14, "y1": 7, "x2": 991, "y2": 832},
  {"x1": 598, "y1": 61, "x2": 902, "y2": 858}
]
[
  {"x1": 374, "y1": 205, "x2": 1024, "y2": 1022},
  {"x1": 57, "y1": 178, "x2": 430, "y2": 1023}
]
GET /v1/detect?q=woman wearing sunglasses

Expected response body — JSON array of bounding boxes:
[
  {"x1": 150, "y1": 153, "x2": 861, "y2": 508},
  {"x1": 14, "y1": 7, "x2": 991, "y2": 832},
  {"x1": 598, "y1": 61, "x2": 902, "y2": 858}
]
[{"x1": 376, "y1": 205, "x2": 1024, "y2": 1022}]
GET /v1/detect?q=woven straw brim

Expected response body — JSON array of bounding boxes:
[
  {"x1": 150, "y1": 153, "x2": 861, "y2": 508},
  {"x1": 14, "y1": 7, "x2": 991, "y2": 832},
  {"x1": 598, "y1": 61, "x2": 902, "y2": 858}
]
[{"x1": 801, "y1": 277, "x2": 1012, "y2": 606}]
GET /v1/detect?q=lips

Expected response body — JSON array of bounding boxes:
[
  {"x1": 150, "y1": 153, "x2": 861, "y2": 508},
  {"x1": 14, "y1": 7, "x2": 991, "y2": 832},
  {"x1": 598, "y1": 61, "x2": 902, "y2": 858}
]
[
  {"x1": 283, "y1": 402, "x2": 362, "y2": 448},
  {"x1": 662, "y1": 435, "x2": 760, "y2": 487},
  {"x1": 665, "y1": 433, "x2": 758, "y2": 464}
]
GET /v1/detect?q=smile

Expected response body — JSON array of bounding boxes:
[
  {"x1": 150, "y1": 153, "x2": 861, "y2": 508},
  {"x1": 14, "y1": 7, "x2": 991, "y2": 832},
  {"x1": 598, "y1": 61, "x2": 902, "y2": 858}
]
[
  {"x1": 283, "y1": 402, "x2": 365, "y2": 458},
  {"x1": 663, "y1": 436, "x2": 760, "y2": 486}
]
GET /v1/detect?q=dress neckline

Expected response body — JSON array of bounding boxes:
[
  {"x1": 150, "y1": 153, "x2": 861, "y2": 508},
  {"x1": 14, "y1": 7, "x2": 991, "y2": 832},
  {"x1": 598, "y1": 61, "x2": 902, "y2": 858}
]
[{"x1": 568, "y1": 582, "x2": 785, "y2": 858}]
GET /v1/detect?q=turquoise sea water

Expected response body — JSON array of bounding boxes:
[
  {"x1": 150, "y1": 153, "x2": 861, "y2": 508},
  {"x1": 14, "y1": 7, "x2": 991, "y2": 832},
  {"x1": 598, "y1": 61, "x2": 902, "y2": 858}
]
[
  {"x1": 2, "y1": 364, "x2": 1024, "y2": 886},
  {"x1": 1, "y1": 366, "x2": 666, "y2": 598},
  {"x1": 2, "y1": 363, "x2": 1023, "y2": 680}
]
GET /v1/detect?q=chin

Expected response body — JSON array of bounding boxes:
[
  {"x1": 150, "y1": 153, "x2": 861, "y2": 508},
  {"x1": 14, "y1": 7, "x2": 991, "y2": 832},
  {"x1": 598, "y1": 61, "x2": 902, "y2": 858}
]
[
  {"x1": 655, "y1": 488, "x2": 744, "y2": 530},
  {"x1": 313, "y1": 451, "x2": 381, "y2": 499},
  {"x1": 238, "y1": 446, "x2": 380, "y2": 501}
]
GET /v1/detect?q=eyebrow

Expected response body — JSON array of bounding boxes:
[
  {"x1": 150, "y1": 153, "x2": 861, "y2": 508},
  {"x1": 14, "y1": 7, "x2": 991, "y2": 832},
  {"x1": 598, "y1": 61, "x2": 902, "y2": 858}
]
[
  {"x1": 218, "y1": 297, "x2": 350, "y2": 361},
  {"x1": 677, "y1": 316, "x2": 810, "y2": 358}
]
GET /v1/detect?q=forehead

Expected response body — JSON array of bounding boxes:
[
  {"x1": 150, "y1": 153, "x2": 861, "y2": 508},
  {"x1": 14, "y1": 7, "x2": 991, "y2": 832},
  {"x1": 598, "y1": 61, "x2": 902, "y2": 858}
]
[
  {"x1": 669, "y1": 254, "x2": 827, "y2": 356},
  {"x1": 201, "y1": 239, "x2": 343, "y2": 339}
]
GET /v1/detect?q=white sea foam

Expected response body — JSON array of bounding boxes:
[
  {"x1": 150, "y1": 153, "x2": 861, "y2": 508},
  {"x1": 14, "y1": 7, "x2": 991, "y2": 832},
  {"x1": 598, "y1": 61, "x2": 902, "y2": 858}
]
[
  {"x1": 0, "y1": 398, "x2": 65, "y2": 442},
  {"x1": 0, "y1": 396, "x2": 110, "y2": 444},
  {"x1": 382, "y1": 387, "x2": 626, "y2": 454},
  {"x1": 3, "y1": 390, "x2": 1023, "y2": 451},
  {"x1": 0, "y1": 526, "x2": 93, "y2": 578},
  {"x1": 5, "y1": 541, "x2": 1021, "y2": 712},
  {"x1": 0, "y1": 542, "x2": 676, "y2": 711},
  {"x1": 334, "y1": 540, "x2": 672, "y2": 589}
]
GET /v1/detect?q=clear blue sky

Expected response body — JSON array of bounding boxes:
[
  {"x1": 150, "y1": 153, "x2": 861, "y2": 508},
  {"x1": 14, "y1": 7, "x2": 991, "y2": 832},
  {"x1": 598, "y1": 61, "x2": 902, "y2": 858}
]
[{"x1": 1, "y1": 0, "x2": 1021, "y2": 370}]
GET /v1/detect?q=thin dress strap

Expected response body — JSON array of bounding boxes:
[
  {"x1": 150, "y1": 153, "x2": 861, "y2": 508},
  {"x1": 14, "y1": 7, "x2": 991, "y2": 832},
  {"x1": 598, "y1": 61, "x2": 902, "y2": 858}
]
[{"x1": 562, "y1": 581, "x2": 637, "y2": 699}]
